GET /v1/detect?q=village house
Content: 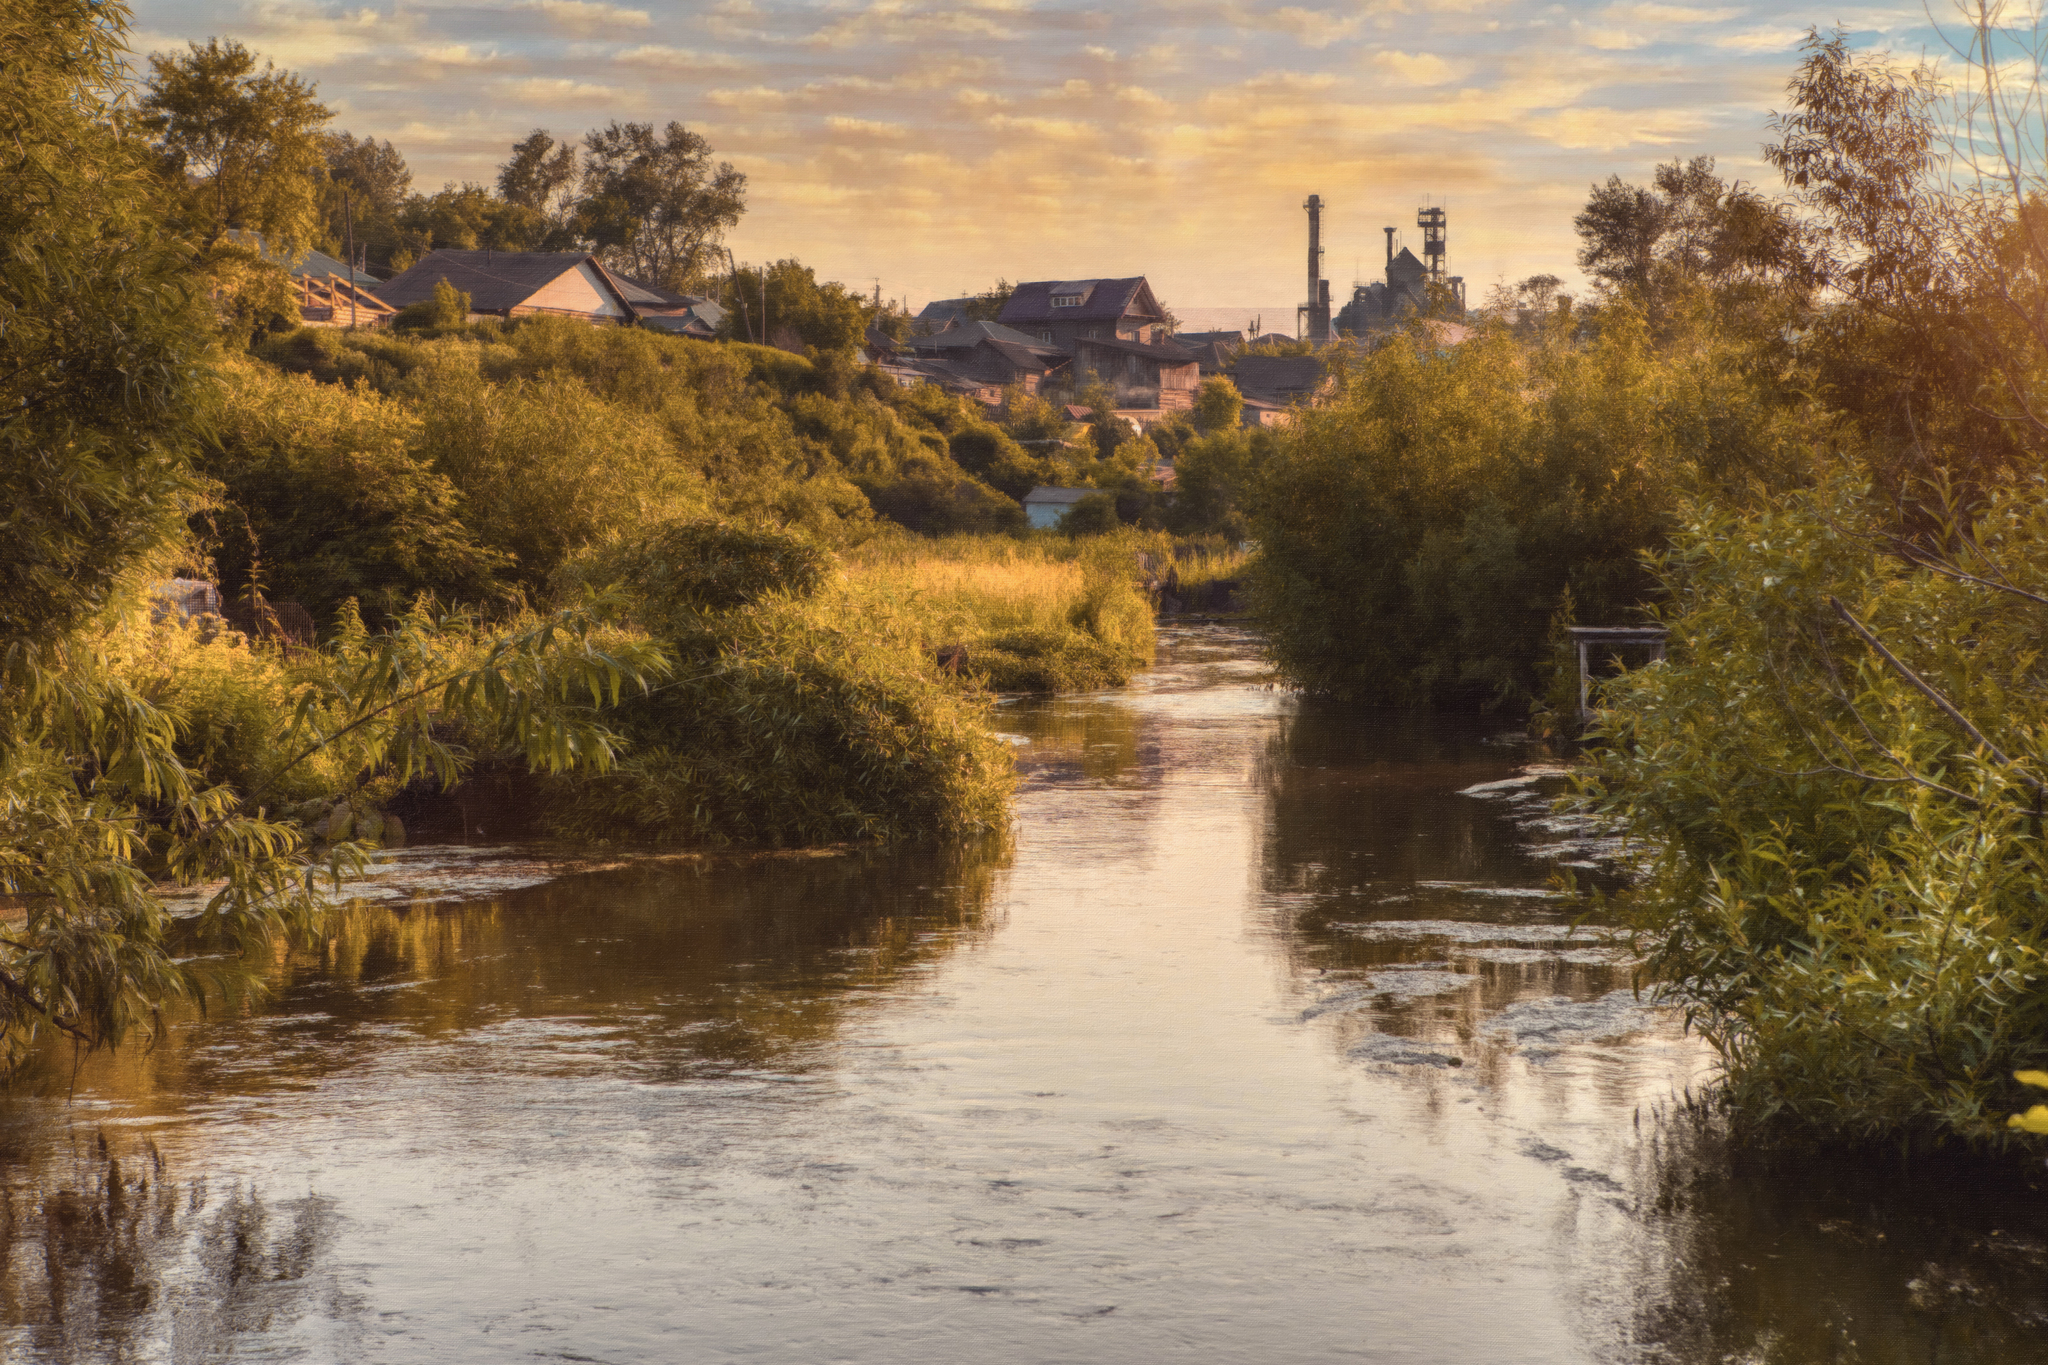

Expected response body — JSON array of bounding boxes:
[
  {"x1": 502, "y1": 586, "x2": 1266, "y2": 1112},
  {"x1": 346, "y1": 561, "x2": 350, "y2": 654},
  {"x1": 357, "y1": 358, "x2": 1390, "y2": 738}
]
[
  {"x1": 222, "y1": 230, "x2": 396, "y2": 327},
  {"x1": 618, "y1": 275, "x2": 726, "y2": 338},
  {"x1": 906, "y1": 320, "x2": 1067, "y2": 395},
  {"x1": 1233, "y1": 354, "x2": 1332, "y2": 408},
  {"x1": 1072, "y1": 334, "x2": 1200, "y2": 410},
  {"x1": 998, "y1": 278, "x2": 1171, "y2": 351},
  {"x1": 1175, "y1": 330, "x2": 1244, "y2": 377},
  {"x1": 376, "y1": 249, "x2": 641, "y2": 324}
]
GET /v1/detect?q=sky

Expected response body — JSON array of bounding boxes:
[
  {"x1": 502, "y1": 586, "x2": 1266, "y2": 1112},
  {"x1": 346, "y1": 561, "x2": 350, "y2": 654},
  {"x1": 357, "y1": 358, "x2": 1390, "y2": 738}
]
[{"x1": 129, "y1": 1, "x2": 1950, "y2": 322}]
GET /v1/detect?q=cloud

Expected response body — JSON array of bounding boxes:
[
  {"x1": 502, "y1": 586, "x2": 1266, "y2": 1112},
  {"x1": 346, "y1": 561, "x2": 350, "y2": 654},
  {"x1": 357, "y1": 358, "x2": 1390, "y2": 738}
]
[
  {"x1": 522, "y1": 0, "x2": 651, "y2": 32},
  {"x1": 1601, "y1": 3, "x2": 1743, "y2": 22},
  {"x1": 983, "y1": 114, "x2": 1100, "y2": 140},
  {"x1": 499, "y1": 78, "x2": 623, "y2": 106},
  {"x1": 1372, "y1": 51, "x2": 1457, "y2": 85},
  {"x1": 1525, "y1": 105, "x2": 1709, "y2": 150},
  {"x1": 804, "y1": 3, "x2": 1019, "y2": 49},
  {"x1": 613, "y1": 44, "x2": 747, "y2": 73},
  {"x1": 1710, "y1": 27, "x2": 1808, "y2": 53},
  {"x1": 1234, "y1": 6, "x2": 1368, "y2": 49},
  {"x1": 825, "y1": 115, "x2": 909, "y2": 137},
  {"x1": 706, "y1": 85, "x2": 793, "y2": 110},
  {"x1": 1579, "y1": 26, "x2": 1649, "y2": 50}
]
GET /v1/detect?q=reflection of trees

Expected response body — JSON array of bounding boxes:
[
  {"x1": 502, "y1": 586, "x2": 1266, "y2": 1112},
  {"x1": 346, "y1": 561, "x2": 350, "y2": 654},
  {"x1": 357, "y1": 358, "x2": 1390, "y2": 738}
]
[
  {"x1": 1258, "y1": 702, "x2": 1549, "y2": 940},
  {"x1": 0, "y1": 1146, "x2": 350, "y2": 1359},
  {"x1": 1605, "y1": 1110, "x2": 2048, "y2": 1364},
  {"x1": 16, "y1": 833, "x2": 1012, "y2": 1099},
  {"x1": 1255, "y1": 702, "x2": 1639, "y2": 1076},
  {"x1": 1005, "y1": 695, "x2": 1158, "y2": 789}
]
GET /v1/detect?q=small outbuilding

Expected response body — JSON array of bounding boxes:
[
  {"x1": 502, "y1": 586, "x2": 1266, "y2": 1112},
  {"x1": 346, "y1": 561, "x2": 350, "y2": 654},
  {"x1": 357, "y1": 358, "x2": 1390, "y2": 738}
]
[{"x1": 1022, "y1": 486, "x2": 1097, "y2": 530}]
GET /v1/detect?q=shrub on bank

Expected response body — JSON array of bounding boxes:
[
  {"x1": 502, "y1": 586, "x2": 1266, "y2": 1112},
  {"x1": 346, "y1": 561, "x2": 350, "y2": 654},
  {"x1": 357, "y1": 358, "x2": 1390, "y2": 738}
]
[
  {"x1": 1250, "y1": 310, "x2": 1809, "y2": 711},
  {"x1": 1585, "y1": 474, "x2": 2048, "y2": 1146},
  {"x1": 843, "y1": 531, "x2": 1164, "y2": 693},
  {"x1": 549, "y1": 521, "x2": 1016, "y2": 844}
]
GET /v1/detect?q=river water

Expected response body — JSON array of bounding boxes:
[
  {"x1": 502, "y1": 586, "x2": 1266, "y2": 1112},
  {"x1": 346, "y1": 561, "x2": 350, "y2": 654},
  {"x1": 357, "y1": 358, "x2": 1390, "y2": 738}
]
[{"x1": 2, "y1": 625, "x2": 2045, "y2": 1362}]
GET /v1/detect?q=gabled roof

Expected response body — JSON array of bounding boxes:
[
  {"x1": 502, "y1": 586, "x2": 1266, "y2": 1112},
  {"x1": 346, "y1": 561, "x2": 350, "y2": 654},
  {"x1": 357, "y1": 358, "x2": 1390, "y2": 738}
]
[
  {"x1": 917, "y1": 297, "x2": 977, "y2": 326},
  {"x1": 1072, "y1": 333, "x2": 1197, "y2": 363},
  {"x1": 1234, "y1": 354, "x2": 1328, "y2": 399},
  {"x1": 999, "y1": 277, "x2": 1163, "y2": 325},
  {"x1": 982, "y1": 339, "x2": 1052, "y2": 372},
  {"x1": 911, "y1": 319, "x2": 1046, "y2": 352},
  {"x1": 611, "y1": 272, "x2": 697, "y2": 307},
  {"x1": 1388, "y1": 247, "x2": 1428, "y2": 283},
  {"x1": 374, "y1": 250, "x2": 637, "y2": 317},
  {"x1": 1022, "y1": 486, "x2": 1097, "y2": 506},
  {"x1": 222, "y1": 229, "x2": 378, "y2": 285}
]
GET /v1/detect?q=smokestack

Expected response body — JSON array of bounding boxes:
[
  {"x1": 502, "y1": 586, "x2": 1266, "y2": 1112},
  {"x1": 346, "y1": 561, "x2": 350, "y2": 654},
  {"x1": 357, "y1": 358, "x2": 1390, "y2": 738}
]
[
  {"x1": 1385, "y1": 226, "x2": 1394, "y2": 267},
  {"x1": 1303, "y1": 195, "x2": 1331, "y2": 345},
  {"x1": 1305, "y1": 194, "x2": 1323, "y2": 315}
]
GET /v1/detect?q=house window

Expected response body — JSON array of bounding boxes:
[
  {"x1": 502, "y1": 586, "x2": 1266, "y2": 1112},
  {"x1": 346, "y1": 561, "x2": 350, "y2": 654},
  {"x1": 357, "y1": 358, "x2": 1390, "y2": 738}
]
[
  {"x1": 1127, "y1": 354, "x2": 1140, "y2": 379},
  {"x1": 1052, "y1": 294, "x2": 1081, "y2": 307},
  {"x1": 1039, "y1": 331, "x2": 1053, "y2": 344}
]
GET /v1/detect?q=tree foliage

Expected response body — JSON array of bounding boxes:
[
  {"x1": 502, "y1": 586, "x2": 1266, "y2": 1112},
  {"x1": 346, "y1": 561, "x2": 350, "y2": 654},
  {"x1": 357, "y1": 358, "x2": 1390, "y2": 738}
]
[
  {"x1": 139, "y1": 36, "x2": 330, "y2": 254},
  {"x1": 0, "y1": 2, "x2": 664, "y2": 1069},
  {"x1": 1586, "y1": 474, "x2": 2048, "y2": 1143},
  {"x1": 575, "y1": 120, "x2": 746, "y2": 293}
]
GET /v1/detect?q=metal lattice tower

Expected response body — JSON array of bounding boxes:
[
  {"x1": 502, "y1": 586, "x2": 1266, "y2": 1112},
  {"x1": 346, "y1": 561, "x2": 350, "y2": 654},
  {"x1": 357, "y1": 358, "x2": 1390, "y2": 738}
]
[{"x1": 1417, "y1": 205, "x2": 1446, "y2": 282}]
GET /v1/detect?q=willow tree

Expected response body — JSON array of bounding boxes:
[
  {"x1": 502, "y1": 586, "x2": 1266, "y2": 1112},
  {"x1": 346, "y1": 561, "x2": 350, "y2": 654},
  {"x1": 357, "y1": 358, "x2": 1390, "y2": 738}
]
[{"x1": 0, "y1": 0, "x2": 659, "y2": 1067}]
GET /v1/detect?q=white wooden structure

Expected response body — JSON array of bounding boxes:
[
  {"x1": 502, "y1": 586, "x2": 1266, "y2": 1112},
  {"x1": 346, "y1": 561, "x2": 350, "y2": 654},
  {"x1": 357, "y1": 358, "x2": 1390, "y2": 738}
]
[{"x1": 1567, "y1": 625, "x2": 1668, "y2": 723}]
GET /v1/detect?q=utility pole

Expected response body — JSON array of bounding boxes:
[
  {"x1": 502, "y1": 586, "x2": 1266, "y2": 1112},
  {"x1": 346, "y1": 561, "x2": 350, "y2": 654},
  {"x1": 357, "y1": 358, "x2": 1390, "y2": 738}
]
[{"x1": 343, "y1": 188, "x2": 357, "y2": 329}]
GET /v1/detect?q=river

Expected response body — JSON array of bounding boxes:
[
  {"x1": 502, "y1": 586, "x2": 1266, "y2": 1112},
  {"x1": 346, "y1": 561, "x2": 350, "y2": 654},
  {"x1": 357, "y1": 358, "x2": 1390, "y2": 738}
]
[{"x1": 1, "y1": 624, "x2": 2043, "y2": 1362}]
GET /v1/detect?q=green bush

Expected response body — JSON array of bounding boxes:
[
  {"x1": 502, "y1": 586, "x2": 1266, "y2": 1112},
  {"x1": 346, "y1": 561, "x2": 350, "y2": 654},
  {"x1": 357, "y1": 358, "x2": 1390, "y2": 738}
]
[
  {"x1": 1585, "y1": 473, "x2": 2048, "y2": 1146},
  {"x1": 1059, "y1": 492, "x2": 1120, "y2": 537},
  {"x1": 550, "y1": 519, "x2": 1015, "y2": 844},
  {"x1": 201, "y1": 357, "x2": 512, "y2": 625},
  {"x1": 1251, "y1": 310, "x2": 1806, "y2": 710},
  {"x1": 392, "y1": 278, "x2": 470, "y2": 331}
]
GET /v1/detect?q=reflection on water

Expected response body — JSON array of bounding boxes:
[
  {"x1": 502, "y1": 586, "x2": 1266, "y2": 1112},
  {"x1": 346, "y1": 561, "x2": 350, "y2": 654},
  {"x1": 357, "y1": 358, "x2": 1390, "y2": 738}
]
[{"x1": 1, "y1": 624, "x2": 2044, "y2": 1362}]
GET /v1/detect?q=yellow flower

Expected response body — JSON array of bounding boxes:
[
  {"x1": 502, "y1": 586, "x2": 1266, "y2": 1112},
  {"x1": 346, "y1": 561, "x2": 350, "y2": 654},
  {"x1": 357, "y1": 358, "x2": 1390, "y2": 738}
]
[
  {"x1": 2016, "y1": 1070, "x2": 2048, "y2": 1089},
  {"x1": 2007, "y1": 1105, "x2": 2048, "y2": 1134}
]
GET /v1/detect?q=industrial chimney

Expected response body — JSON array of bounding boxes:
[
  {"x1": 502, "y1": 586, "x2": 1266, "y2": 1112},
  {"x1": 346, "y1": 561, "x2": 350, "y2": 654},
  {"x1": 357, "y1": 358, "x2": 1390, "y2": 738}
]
[{"x1": 1302, "y1": 194, "x2": 1332, "y2": 344}]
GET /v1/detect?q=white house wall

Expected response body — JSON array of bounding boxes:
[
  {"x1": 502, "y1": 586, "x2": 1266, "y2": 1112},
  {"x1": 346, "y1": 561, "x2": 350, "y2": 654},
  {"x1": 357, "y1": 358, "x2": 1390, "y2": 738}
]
[{"x1": 523, "y1": 261, "x2": 626, "y2": 317}]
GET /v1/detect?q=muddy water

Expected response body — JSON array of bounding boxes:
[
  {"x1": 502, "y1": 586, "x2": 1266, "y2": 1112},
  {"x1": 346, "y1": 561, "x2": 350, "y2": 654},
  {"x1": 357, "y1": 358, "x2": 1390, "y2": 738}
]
[{"x1": 3, "y1": 625, "x2": 2045, "y2": 1362}]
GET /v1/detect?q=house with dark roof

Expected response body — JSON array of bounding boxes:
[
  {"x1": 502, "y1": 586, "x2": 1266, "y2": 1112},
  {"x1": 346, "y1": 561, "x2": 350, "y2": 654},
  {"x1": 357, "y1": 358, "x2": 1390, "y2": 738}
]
[
  {"x1": 375, "y1": 250, "x2": 641, "y2": 325},
  {"x1": 1072, "y1": 334, "x2": 1200, "y2": 410},
  {"x1": 612, "y1": 273, "x2": 726, "y2": 338},
  {"x1": 1233, "y1": 355, "x2": 1331, "y2": 409},
  {"x1": 915, "y1": 297, "x2": 979, "y2": 332},
  {"x1": 905, "y1": 320, "x2": 1067, "y2": 394},
  {"x1": 998, "y1": 278, "x2": 1170, "y2": 352},
  {"x1": 1175, "y1": 330, "x2": 1244, "y2": 376}
]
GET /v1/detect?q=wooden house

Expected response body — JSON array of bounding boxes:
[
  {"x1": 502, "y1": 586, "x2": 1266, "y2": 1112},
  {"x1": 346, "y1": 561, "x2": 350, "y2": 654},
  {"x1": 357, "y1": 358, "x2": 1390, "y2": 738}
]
[
  {"x1": 1072, "y1": 335, "x2": 1200, "y2": 410},
  {"x1": 221, "y1": 232, "x2": 396, "y2": 327},
  {"x1": 1232, "y1": 355, "x2": 1331, "y2": 407},
  {"x1": 615, "y1": 274, "x2": 726, "y2": 338},
  {"x1": 998, "y1": 278, "x2": 1171, "y2": 352},
  {"x1": 375, "y1": 250, "x2": 640, "y2": 325},
  {"x1": 907, "y1": 320, "x2": 1066, "y2": 395}
]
